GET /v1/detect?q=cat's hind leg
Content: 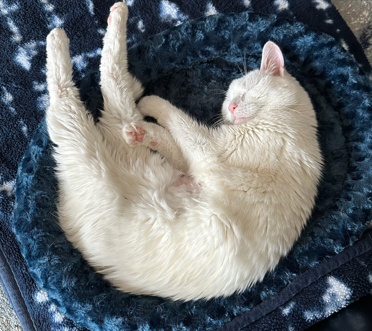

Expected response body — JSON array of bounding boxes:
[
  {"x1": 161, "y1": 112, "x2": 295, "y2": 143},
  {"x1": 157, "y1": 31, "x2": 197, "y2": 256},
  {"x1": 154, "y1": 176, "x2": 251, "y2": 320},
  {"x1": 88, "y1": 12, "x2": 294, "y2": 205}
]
[
  {"x1": 98, "y1": 1, "x2": 144, "y2": 139},
  {"x1": 98, "y1": 2, "x2": 188, "y2": 173},
  {"x1": 46, "y1": 28, "x2": 98, "y2": 149}
]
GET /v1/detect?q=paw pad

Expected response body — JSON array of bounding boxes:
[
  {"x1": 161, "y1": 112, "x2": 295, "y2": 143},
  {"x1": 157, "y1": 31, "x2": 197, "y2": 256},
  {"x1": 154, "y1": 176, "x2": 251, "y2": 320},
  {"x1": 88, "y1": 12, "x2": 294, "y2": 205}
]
[
  {"x1": 107, "y1": 2, "x2": 123, "y2": 24},
  {"x1": 123, "y1": 125, "x2": 146, "y2": 146}
]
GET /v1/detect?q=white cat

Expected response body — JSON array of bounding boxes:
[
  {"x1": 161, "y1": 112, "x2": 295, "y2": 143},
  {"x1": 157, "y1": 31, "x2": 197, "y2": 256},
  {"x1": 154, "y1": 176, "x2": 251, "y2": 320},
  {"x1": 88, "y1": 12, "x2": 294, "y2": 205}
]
[{"x1": 45, "y1": 1, "x2": 322, "y2": 301}]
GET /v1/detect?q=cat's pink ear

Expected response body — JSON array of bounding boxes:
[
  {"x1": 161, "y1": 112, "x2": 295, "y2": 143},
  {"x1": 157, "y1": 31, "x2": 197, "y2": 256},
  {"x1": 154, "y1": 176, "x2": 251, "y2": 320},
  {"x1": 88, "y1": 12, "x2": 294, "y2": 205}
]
[{"x1": 260, "y1": 41, "x2": 285, "y2": 76}]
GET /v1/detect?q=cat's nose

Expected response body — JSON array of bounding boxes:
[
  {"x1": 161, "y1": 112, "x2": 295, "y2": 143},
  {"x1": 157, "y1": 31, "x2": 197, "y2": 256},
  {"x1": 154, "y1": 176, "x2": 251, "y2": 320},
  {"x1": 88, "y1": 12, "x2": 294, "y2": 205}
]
[{"x1": 229, "y1": 102, "x2": 238, "y2": 114}]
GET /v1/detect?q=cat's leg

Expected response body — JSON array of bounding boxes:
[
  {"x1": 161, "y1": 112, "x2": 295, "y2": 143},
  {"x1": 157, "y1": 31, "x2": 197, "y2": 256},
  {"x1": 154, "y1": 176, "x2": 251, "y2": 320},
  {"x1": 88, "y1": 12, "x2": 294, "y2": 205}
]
[
  {"x1": 137, "y1": 96, "x2": 214, "y2": 161},
  {"x1": 46, "y1": 28, "x2": 98, "y2": 148},
  {"x1": 98, "y1": 1, "x2": 144, "y2": 139},
  {"x1": 123, "y1": 121, "x2": 188, "y2": 172}
]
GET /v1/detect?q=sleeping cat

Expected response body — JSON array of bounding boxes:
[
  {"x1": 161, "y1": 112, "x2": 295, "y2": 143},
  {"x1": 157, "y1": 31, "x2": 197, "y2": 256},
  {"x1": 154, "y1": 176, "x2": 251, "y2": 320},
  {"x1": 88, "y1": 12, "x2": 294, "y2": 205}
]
[{"x1": 45, "y1": 1, "x2": 322, "y2": 301}]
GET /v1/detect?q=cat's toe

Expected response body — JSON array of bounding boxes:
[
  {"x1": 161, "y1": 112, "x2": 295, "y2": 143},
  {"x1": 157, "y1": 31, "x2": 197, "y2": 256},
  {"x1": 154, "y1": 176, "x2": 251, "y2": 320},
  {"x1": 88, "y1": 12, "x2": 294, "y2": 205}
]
[
  {"x1": 110, "y1": 2, "x2": 120, "y2": 12},
  {"x1": 47, "y1": 28, "x2": 69, "y2": 48},
  {"x1": 46, "y1": 28, "x2": 70, "y2": 65},
  {"x1": 107, "y1": 1, "x2": 128, "y2": 25}
]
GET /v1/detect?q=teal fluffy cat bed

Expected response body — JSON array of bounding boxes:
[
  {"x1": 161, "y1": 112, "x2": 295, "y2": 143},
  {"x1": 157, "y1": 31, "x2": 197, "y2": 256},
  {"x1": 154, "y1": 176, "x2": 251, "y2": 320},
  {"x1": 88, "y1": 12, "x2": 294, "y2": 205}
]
[{"x1": 14, "y1": 11, "x2": 372, "y2": 331}]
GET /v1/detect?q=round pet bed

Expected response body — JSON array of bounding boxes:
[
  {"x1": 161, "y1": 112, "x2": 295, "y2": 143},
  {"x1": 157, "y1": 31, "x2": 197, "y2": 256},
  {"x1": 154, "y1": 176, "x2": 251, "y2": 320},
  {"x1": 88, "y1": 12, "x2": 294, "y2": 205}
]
[{"x1": 13, "y1": 11, "x2": 372, "y2": 331}]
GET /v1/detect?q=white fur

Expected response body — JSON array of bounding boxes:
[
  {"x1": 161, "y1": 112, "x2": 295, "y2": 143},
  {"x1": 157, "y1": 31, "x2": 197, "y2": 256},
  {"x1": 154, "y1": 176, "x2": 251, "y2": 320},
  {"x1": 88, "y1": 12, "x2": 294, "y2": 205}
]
[{"x1": 45, "y1": 1, "x2": 322, "y2": 301}]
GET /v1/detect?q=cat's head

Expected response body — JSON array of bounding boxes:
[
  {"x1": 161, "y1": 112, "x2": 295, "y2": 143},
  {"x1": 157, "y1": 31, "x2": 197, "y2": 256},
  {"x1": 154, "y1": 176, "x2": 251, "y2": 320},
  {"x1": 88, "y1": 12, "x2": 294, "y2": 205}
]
[{"x1": 222, "y1": 41, "x2": 307, "y2": 125}]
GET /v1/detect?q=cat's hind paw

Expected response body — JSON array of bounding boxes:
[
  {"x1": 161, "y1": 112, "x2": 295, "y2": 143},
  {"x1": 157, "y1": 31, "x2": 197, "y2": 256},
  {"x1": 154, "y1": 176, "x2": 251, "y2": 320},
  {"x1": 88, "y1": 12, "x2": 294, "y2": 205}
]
[
  {"x1": 123, "y1": 122, "x2": 160, "y2": 148},
  {"x1": 46, "y1": 28, "x2": 70, "y2": 61},
  {"x1": 47, "y1": 28, "x2": 69, "y2": 45},
  {"x1": 46, "y1": 28, "x2": 73, "y2": 98},
  {"x1": 107, "y1": 1, "x2": 128, "y2": 25}
]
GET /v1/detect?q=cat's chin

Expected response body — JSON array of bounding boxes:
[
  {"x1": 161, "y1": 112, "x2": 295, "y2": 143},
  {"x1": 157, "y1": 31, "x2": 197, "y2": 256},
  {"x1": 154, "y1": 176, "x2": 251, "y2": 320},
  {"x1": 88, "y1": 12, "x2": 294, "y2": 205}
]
[
  {"x1": 232, "y1": 117, "x2": 253, "y2": 125},
  {"x1": 223, "y1": 112, "x2": 253, "y2": 125}
]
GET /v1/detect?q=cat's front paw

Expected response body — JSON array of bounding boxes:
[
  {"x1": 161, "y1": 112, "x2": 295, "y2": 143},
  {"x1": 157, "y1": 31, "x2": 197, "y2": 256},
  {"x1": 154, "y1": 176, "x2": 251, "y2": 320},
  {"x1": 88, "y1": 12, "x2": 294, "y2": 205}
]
[{"x1": 137, "y1": 95, "x2": 167, "y2": 120}]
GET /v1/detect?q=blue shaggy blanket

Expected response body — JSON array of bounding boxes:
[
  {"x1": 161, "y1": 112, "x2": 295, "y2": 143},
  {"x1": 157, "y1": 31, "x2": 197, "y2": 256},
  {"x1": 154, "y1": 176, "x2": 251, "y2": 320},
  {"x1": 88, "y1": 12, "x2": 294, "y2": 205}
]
[{"x1": 2, "y1": 0, "x2": 372, "y2": 330}]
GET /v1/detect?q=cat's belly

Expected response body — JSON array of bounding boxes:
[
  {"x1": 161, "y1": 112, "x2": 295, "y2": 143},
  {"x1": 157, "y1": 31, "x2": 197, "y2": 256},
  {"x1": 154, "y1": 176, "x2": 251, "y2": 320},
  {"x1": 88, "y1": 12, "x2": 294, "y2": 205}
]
[{"x1": 171, "y1": 175, "x2": 202, "y2": 194}]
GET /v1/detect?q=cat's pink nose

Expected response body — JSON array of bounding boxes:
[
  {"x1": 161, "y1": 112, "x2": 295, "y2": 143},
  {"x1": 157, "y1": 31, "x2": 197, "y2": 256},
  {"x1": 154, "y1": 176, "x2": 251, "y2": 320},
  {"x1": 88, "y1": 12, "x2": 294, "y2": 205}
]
[{"x1": 229, "y1": 102, "x2": 238, "y2": 114}]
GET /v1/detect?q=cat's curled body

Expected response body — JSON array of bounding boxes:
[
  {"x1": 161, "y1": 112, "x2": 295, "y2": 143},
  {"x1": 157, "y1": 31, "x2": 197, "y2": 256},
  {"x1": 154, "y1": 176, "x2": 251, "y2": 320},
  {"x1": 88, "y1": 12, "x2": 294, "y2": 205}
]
[{"x1": 45, "y1": 1, "x2": 322, "y2": 301}]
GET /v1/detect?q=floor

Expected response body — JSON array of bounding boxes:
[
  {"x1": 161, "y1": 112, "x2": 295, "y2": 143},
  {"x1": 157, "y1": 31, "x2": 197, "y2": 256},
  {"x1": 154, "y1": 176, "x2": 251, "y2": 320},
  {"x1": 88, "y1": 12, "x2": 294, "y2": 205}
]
[
  {"x1": 0, "y1": 285, "x2": 22, "y2": 331},
  {"x1": 1, "y1": 1, "x2": 371, "y2": 330}
]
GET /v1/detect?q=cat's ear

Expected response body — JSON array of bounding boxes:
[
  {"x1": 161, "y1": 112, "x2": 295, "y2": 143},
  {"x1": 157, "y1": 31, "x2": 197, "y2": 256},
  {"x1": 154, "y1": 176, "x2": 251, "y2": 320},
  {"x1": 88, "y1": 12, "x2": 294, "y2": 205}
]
[{"x1": 260, "y1": 41, "x2": 285, "y2": 77}]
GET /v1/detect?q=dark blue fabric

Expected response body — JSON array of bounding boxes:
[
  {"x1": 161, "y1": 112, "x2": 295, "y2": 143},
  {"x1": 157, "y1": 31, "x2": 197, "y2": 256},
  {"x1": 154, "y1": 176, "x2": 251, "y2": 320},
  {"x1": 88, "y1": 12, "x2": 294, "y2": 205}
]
[
  {"x1": 13, "y1": 9, "x2": 372, "y2": 331},
  {"x1": 1, "y1": 1, "x2": 372, "y2": 330},
  {"x1": 0, "y1": 214, "x2": 85, "y2": 330},
  {"x1": 242, "y1": 235, "x2": 372, "y2": 330},
  {"x1": 222, "y1": 232, "x2": 372, "y2": 330}
]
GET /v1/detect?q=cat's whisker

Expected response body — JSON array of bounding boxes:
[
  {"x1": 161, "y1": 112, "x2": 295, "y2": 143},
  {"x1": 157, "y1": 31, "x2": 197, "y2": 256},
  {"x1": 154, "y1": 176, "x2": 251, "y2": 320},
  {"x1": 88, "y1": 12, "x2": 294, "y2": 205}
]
[
  {"x1": 285, "y1": 109, "x2": 310, "y2": 119},
  {"x1": 243, "y1": 53, "x2": 247, "y2": 75},
  {"x1": 211, "y1": 117, "x2": 225, "y2": 126},
  {"x1": 209, "y1": 113, "x2": 222, "y2": 119},
  {"x1": 209, "y1": 116, "x2": 221, "y2": 125},
  {"x1": 235, "y1": 62, "x2": 244, "y2": 76},
  {"x1": 262, "y1": 106, "x2": 308, "y2": 119},
  {"x1": 210, "y1": 115, "x2": 226, "y2": 128},
  {"x1": 209, "y1": 89, "x2": 227, "y2": 96},
  {"x1": 212, "y1": 121, "x2": 226, "y2": 129}
]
